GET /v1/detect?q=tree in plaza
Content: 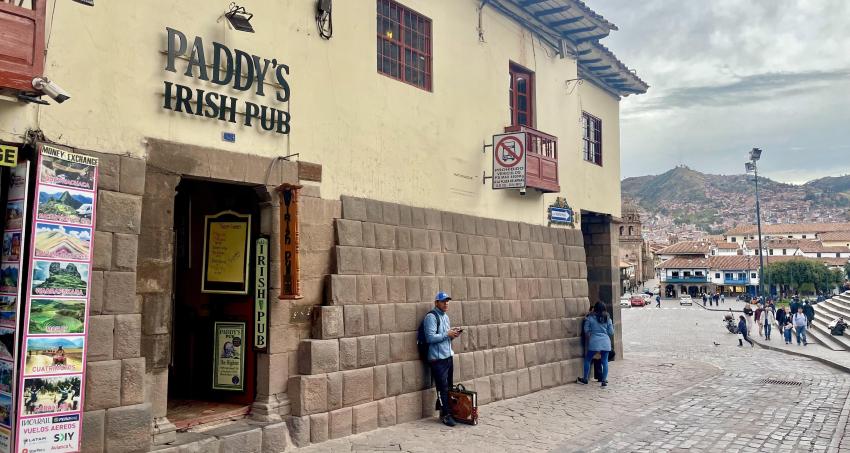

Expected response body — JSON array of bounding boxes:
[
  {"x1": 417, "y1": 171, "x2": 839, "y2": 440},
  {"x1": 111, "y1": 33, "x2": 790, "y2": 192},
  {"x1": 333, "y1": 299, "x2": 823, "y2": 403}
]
[
  {"x1": 844, "y1": 262, "x2": 850, "y2": 279},
  {"x1": 764, "y1": 259, "x2": 844, "y2": 295}
]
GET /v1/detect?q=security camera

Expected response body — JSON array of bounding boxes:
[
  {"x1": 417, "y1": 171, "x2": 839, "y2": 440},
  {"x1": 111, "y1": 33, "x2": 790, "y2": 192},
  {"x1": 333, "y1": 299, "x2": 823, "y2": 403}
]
[
  {"x1": 519, "y1": 188, "x2": 527, "y2": 196},
  {"x1": 32, "y1": 77, "x2": 70, "y2": 104}
]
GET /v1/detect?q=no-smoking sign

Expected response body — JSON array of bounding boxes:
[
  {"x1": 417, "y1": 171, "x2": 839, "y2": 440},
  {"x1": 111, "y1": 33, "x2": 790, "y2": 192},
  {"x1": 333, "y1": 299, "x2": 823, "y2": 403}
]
[{"x1": 492, "y1": 132, "x2": 526, "y2": 189}]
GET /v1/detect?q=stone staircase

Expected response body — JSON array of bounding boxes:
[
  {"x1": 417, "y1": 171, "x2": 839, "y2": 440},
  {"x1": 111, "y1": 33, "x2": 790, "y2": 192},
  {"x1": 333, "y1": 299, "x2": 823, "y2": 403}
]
[{"x1": 809, "y1": 292, "x2": 850, "y2": 351}]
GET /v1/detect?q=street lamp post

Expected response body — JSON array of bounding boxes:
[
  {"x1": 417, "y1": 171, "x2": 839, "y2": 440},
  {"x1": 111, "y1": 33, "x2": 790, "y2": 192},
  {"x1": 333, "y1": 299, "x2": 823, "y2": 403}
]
[{"x1": 746, "y1": 148, "x2": 766, "y2": 301}]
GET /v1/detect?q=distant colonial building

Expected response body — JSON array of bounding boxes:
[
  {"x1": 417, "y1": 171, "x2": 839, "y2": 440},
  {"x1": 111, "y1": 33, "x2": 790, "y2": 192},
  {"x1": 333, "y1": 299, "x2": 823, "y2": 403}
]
[{"x1": 618, "y1": 203, "x2": 655, "y2": 291}]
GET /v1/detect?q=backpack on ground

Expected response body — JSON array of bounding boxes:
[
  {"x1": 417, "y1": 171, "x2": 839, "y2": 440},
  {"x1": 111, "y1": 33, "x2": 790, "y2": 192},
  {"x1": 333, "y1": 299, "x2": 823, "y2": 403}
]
[{"x1": 416, "y1": 310, "x2": 440, "y2": 362}]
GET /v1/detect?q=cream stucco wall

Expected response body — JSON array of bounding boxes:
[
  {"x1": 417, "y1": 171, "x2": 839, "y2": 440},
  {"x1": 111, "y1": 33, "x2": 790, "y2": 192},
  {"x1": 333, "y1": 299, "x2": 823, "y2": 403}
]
[{"x1": 0, "y1": 0, "x2": 627, "y2": 223}]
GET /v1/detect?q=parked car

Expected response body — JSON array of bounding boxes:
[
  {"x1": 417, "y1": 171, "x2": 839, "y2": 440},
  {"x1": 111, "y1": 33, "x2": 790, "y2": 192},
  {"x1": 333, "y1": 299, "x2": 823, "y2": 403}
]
[
  {"x1": 630, "y1": 295, "x2": 646, "y2": 307},
  {"x1": 679, "y1": 295, "x2": 693, "y2": 306},
  {"x1": 619, "y1": 296, "x2": 631, "y2": 308}
]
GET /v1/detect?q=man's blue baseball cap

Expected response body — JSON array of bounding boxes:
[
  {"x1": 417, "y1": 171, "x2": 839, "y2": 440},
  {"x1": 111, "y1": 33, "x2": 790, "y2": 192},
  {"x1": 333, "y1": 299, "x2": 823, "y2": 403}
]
[{"x1": 435, "y1": 291, "x2": 452, "y2": 301}]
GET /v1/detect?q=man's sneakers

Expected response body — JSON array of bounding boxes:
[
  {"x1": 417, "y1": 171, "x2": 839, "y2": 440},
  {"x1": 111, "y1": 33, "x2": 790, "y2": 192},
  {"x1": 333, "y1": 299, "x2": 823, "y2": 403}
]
[
  {"x1": 441, "y1": 415, "x2": 457, "y2": 427},
  {"x1": 576, "y1": 377, "x2": 588, "y2": 385},
  {"x1": 601, "y1": 381, "x2": 608, "y2": 388}
]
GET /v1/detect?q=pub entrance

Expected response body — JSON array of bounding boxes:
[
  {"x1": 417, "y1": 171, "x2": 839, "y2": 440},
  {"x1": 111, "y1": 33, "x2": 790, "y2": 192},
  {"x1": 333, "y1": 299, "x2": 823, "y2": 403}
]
[{"x1": 166, "y1": 179, "x2": 261, "y2": 429}]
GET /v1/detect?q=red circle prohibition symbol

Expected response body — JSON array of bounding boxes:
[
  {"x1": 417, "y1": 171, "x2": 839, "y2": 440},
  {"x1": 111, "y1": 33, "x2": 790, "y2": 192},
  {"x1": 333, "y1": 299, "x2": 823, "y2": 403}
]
[{"x1": 495, "y1": 136, "x2": 525, "y2": 168}]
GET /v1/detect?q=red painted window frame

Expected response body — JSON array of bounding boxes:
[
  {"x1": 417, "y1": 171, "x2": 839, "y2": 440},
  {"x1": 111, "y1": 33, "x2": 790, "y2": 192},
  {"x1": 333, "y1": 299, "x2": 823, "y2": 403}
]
[
  {"x1": 376, "y1": 0, "x2": 433, "y2": 91},
  {"x1": 0, "y1": 0, "x2": 46, "y2": 93},
  {"x1": 509, "y1": 63, "x2": 535, "y2": 128},
  {"x1": 582, "y1": 111, "x2": 603, "y2": 166}
]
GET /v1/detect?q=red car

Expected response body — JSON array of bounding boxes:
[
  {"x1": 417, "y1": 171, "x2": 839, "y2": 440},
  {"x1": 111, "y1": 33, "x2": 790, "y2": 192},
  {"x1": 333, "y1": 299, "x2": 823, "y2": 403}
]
[{"x1": 629, "y1": 296, "x2": 646, "y2": 307}]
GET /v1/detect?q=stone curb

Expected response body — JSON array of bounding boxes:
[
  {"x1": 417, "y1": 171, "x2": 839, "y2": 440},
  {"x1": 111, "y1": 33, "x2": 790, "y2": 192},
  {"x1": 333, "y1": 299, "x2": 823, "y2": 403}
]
[
  {"x1": 695, "y1": 302, "x2": 742, "y2": 313},
  {"x1": 750, "y1": 337, "x2": 850, "y2": 374}
]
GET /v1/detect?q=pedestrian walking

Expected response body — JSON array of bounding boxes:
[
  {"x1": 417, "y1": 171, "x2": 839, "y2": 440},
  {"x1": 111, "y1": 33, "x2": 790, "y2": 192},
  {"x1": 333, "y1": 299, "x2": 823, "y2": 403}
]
[
  {"x1": 803, "y1": 301, "x2": 815, "y2": 328},
  {"x1": 421, "y1": 291, "x2": 463, "y2": 426},
  {"x1": 763, "y1": 304, "x2": 775, "y2": 340},
  {"x1": 783, "y1": 318, "x2": 794, "y2": 344},
  {"x1": 721, "y1": 293, "x2": 725, "y2": 304},
  {"x1": 792, "y1": 307, "x2": 808, "y2": 346},
  {"x1": 738, "y1": 315, "x2": 754, "y2": 347},
  {"x1": 702, "y1": 294, "x2": 708, "y2": 306},
  {"x1": 755, "y1": 305, "x2": 764, "y2": 337},
  {"x1": 655, "y1": 294, "x2": 661, "y2": 308},
  {"x1": 577, "y1": 301, "x2": 615, "y2": 388},
  {"x1": 743, "y1": 304, "x2": 754, "y2": 339},
  {"x1": 776, "y1": 305, "x2": 787, "y2": 328}
]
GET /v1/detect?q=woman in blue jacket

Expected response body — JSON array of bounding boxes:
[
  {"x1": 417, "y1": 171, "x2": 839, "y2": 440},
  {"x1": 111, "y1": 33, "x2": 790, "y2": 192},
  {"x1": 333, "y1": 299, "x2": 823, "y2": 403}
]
[
  {"x1": 577, "y1": 301, "x2": 615, "y2": 387},
  {"x1": 738, "y1": 315, "x2": 754, "y2": 347}
]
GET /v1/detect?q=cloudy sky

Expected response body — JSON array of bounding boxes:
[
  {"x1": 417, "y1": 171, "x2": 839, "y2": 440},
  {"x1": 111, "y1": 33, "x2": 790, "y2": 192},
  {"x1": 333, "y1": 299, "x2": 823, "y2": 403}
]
[{"x1": 591, "y1": 0, "x2": 850, "y2": 184}]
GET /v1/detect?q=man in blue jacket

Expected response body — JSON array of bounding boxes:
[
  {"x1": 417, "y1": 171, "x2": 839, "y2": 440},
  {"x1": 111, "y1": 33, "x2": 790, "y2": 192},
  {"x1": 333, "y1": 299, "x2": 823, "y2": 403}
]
[{"x1": 424, "y1": 291, "x2": 463, "y2": 426}]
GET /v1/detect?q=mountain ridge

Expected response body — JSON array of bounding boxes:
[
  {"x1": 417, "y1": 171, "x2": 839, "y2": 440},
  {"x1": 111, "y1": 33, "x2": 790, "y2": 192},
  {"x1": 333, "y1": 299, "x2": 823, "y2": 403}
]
[{"x1": 622, "y1": 166, "x2": 850, "y2": 236}]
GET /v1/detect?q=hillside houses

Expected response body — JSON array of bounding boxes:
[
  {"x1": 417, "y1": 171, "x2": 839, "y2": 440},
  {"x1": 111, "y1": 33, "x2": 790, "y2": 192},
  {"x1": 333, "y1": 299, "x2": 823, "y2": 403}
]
[{"x1": 656, "y1": 226, "x2": 850, "y2": 298}]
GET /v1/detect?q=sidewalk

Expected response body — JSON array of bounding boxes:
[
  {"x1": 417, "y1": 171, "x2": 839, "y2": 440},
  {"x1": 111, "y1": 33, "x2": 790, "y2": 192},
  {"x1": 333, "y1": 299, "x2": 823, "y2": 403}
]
[{"x1": 750, "y1": 330, "x2": 850, "y2": 374}]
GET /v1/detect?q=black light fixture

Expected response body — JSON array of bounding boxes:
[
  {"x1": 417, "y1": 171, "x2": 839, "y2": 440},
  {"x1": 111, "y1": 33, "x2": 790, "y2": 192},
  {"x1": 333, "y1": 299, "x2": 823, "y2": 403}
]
[
  {"x1": 72, "y1": 0, "x2": 94, "y2": 5},
  {"x1": 225, "y1": 3, "x2": 255, "y2": 33}
]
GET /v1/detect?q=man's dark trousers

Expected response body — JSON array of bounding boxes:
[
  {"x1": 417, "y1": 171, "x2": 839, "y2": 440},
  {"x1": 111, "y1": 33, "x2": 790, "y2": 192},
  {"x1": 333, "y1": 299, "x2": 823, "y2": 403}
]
[{"x1": 430, "y1": 357, "x2": 453, "y2": 416}]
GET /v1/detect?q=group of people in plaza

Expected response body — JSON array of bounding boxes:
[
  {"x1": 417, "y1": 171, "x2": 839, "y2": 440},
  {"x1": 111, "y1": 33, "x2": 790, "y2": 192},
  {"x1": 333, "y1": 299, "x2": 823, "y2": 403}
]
[
  {"x1": 733, "y1": 296, "x2": 818, "y2": 347},
  {"x1": 702, "y1": 292, "x2": 725, "y2": 306}
]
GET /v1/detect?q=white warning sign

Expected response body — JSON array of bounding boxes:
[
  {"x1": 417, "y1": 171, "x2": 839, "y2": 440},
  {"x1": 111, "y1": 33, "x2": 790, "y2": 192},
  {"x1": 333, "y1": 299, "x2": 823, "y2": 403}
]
[{"x1": 492, "y1": 132, "x2": 526, "y2": 189}]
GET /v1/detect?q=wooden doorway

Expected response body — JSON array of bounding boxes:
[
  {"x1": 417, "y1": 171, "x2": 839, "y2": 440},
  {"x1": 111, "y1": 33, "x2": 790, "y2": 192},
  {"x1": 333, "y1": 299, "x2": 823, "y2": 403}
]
[{"x1": 167, "y1": 179, "x2": 261, "y2": 428}]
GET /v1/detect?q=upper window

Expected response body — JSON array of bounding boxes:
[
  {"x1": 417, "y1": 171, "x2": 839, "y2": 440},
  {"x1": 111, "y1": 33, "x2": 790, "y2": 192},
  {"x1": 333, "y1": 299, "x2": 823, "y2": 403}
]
[
  {"x1": 509, "y1": 63, "x2": 535, "y2": 127},
  {"x1": 377, "y1": 0, "x2": 432, "y2": 91},
  {"x1": 582, "y1": 112, "x2": 602, "y2": 165}
]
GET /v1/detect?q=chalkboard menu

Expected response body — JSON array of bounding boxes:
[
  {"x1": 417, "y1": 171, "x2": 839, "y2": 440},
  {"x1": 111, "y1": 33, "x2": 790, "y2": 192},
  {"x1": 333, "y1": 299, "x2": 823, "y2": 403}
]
[{"x1": 201, "y1": 211, "x2": 251, "y2": 294}]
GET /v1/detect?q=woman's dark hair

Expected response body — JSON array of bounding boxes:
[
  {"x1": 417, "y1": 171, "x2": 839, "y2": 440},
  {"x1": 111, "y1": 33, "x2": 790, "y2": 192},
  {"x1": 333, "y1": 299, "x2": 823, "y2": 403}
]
[
  {"x1": 739, "y1": 315, "x2": 745, "y2": 321},
  {"x1": 593, "y1": 301, "x2": 609, "y2": 323}
]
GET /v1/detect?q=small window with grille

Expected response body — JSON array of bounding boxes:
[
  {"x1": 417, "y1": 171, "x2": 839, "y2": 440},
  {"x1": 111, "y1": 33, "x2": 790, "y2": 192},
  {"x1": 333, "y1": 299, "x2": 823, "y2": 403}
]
[{"x1": 582, "y1": 112, "x2": 602, "y2": 165}]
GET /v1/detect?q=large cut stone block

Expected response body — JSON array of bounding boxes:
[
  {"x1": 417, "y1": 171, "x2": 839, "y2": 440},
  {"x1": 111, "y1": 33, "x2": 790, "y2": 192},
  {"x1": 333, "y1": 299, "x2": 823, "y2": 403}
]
[
  {"x1": 364, "y1": 305, "x2": 380, "y2": 335},
  {"x1": 114, "y1": 314, "x2": 141, "y2": 359},
  {"x1": 112, "y1": 233, "x2": 139, "y2": 271},
  {"x1": 288, "y1": 375, "x2": 327, "y2": 416},
  {"x1": 97, "y1": 190, "x2": 142, "y2": 234},
  {"x1": 339, "y1": 337, "x2": 358, "y2": 370},
  {"x1": 353, "y1": 401, "x2": 379, "y2": 434},
  {"x1": 336, "y1": 219, "x2": 363, "y2": 247},
  {"x1": 396, "y1": 391, "x2": 423, "y2": 424},
  {"x1": 207, "y1": 422, "x2": 262, "y2": 453},
  {"x1": 88, "y1": 315, "x2": 114, "y2": 362},
  {"x1": 81, "y1": 409, "x2": 105, "y2": 452},
  {"x1": 329, "y1": 275, "x2": 356, "y2": 305},
  {"x1": 387, "y1": 363, "x2": 403, "y2": 396},
  {"x1": 93, "y1": 231, "x2": 113, "y2": 271},
  {"x1": 341, "y1": 196, "x2": 367, "y2": 221},
  {"x1": 344, "y1": 305, "x2": 364, "y2": 336},
  {"x1": 85, "y1": 360, "x2": 121, "y2": 411},
  {"x1": 343, "y1": 368, "x2": 374, "y2": 407},
  {"x1": 336, "y1": 246, "x2": 364, "y2": 274},
  {"x1": 287, "y1": 415, "x2": 310, "y2": 448},
  {"x1": 373, "y1": 365, "x2": 388, "y2": 399},
  {"x1": 377, "y1": 397, "x2": 397, "y2": 427},
  {"x1": 103, "y1": 272, "x2": 139, "y2": 314},
  {"x1": 358, "y1": 335, "x2": 377, "y2": 367},
  {"x1": 298, "y1": 340, "x2": 340, "y2": 375},
  {"x1": 121, "y1": 357, "x2": 145, "y2": 405},
  {"x1": 327, "y1": 371, "x2": 343, "y2": 410},
  {"x1": 309, "y1": 412, "x2": 329, "y2": 443},
  {"x1": 104, "y1": 403, "x2": 151, "y2": 453},
  {"x1": 329, "y1": 407, "x2": 353, "y2": 439},
  {"x1": 312, "y1": 306, "x2": 343, "y2": 339}
]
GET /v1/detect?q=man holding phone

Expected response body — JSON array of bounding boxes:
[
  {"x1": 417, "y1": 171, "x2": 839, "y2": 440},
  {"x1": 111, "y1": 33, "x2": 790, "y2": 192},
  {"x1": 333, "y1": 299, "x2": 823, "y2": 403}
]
[{"x1": 424, "y1": 291, "x2": 463, "y2": 426}]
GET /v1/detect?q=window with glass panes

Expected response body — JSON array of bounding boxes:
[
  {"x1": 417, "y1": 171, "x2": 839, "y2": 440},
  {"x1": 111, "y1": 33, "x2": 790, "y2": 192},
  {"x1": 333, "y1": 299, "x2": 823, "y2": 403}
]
[
  {"x1": 376, "y1": 0, "x2": 432, "y2": 91},
  {"x1": 582, "y1": 112, "x2": 602, "y2": 165},
  {"x1": 509, "y1": 64, "x2": 534, "y2": 127}
]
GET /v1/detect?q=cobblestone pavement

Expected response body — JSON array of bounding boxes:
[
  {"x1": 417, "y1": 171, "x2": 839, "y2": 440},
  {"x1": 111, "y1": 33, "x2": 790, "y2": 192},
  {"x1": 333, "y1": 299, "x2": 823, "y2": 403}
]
[{"x1": 295, "y1": 305, "x2": 850, "y2": 453}]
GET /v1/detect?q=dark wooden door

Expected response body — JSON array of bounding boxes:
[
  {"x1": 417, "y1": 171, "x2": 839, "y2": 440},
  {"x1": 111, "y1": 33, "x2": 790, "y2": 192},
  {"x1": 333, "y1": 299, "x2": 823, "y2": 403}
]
[{"x1": 169, "y1": 179, "x2": 259, "y2": 405}]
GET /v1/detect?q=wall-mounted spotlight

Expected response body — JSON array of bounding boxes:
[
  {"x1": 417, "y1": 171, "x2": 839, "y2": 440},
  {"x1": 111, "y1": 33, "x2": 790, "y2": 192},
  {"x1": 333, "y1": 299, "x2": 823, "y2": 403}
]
[
  {"x1": 32, "y1": 77, "x2": 70, "y2": 104},
  {"x1": 225, "y1": 3, "x2": 255, "y2": 33},
  {"x1": 72, "y1": 0, "x2": 94, "y2": 5}
]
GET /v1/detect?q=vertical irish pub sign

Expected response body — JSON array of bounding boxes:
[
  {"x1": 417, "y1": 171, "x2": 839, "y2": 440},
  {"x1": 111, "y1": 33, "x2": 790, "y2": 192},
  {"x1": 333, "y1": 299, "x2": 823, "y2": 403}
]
[
  {"x1": 254, "y1": 237, "x2": 268, "y2": 349},
  {"x1": 277, "y1": 185, "x2": 300, "y2": 299},
  {"x1": 16, "y1": 144, "x2": 98, "y2": 453}
]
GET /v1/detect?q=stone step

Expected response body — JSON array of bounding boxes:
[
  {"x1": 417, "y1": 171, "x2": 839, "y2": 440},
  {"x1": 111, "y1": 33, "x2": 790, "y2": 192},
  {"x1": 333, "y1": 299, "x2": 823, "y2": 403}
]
[
  {"x1": 791, "y1": 323, "x2": 847, "y2": 351},
  {"x1": 808, "y1": 319, "x2": 849, "y2": 351},
  {"x1": 815, "y1": 303, "x2": 850, "y2": 324}
]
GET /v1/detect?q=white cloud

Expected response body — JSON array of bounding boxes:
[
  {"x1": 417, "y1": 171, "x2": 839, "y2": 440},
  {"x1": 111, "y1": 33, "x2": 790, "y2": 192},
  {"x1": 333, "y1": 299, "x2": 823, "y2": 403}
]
[{"x1": 590, "y1": 0, "x2": 850, "y2": 182}]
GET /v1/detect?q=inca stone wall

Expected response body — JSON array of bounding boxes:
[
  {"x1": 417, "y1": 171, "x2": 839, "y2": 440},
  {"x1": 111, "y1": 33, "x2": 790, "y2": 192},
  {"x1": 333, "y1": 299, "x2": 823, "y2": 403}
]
[
  {"x1": 286, "y1": 196, "x2": 592, "y2": 446},
  {"x1": 77, "y1": 149, "x2": 151, "y2": 453}
]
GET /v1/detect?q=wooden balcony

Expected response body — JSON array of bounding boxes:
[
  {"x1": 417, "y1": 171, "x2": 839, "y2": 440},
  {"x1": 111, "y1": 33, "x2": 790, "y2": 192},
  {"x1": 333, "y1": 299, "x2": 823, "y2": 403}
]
[
  {"x1": 0, "y1": 0, "x2": 45, "y2": 94},
  {"x1": 504, "y1": 125, "x2": 560, "y2": 193}
]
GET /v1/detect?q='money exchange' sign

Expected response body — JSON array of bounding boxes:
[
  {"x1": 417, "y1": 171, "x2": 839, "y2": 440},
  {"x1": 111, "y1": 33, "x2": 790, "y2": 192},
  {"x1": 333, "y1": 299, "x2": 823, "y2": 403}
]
[{"x1": 162, "y1": 27, "x2": 291, "y2": 134}]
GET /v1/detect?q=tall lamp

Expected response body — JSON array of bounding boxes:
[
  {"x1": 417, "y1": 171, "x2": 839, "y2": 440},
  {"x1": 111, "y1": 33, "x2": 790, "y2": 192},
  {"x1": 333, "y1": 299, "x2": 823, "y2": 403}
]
[{"x1": 745, "y1": 148, "x2": 766, "y2": 301}]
